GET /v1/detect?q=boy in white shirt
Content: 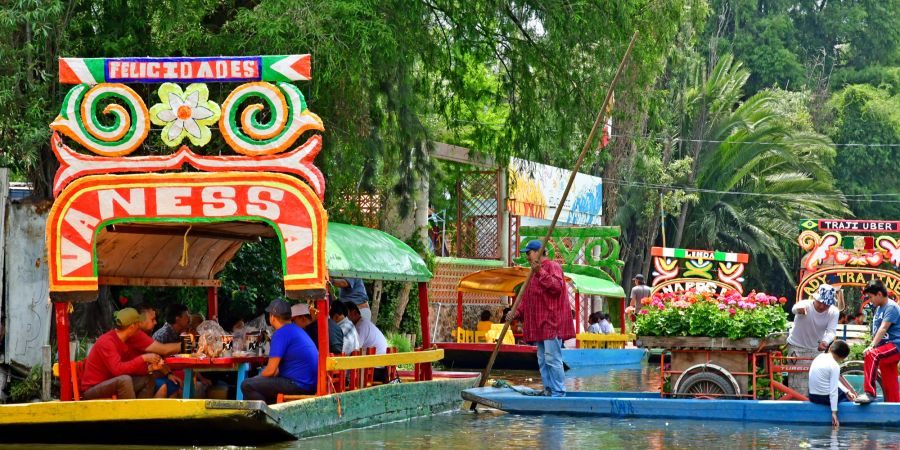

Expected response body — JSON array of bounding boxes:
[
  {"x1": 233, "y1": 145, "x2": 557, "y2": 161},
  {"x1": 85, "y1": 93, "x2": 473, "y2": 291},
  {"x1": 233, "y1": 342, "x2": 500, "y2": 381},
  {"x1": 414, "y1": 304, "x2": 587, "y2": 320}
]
[{"x1": 808, "y1": 340, "x2": 857, "y2": 429}]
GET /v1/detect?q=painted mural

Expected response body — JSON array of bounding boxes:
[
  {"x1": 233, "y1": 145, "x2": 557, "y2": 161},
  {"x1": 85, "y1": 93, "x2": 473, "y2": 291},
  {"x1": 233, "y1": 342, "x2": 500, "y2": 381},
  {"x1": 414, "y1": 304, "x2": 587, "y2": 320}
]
[{"x1": 507, "y1": 157, "x2": 603, "y2": 226}]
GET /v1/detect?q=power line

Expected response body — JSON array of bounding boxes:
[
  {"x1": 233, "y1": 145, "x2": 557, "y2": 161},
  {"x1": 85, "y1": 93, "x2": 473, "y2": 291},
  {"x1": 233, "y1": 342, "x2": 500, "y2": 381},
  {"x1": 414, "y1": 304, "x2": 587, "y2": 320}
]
[
  {"x1": 608, "y1": 133, "x2": 900, "y2": 149},
  {"x1": 602, "y1": 178, "x2": 900, "y2": 204}
]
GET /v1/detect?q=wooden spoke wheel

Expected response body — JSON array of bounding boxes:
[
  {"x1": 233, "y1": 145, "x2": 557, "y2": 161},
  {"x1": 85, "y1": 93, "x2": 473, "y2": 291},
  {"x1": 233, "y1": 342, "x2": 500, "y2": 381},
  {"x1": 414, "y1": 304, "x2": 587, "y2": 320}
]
[{"x1": 675, "y1": 371, "x2": 736, "y2": 399}]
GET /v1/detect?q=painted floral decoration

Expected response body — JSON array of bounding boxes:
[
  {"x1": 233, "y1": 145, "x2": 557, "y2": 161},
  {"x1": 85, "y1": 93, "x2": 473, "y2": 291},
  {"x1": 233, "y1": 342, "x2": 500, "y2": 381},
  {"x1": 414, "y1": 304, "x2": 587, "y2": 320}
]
[{"x1": 150, "y1": 83, "x2": 221, "y2": 147}]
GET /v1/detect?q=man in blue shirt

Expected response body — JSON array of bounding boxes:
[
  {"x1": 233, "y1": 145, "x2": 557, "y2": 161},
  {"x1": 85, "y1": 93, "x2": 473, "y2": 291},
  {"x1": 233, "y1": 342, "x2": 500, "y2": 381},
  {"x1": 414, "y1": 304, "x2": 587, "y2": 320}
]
[
  {"x1": 855, "y1": 280, "x2": 900, "y2": 404},
  {"x1": 241, "y1": 299, "x2": 318, "y2": 403},
  {"x1": 333, "y1": 277, "x2": 372, "y2": 321}
]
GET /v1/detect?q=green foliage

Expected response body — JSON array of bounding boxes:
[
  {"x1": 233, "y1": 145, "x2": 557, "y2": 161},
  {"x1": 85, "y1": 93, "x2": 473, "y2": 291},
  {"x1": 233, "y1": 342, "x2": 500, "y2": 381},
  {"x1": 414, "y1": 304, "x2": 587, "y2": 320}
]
[
  {"x1": 9, "y1": 365, "x2": 42, "y2": 403},
  {"x1": 848, "y1": 334, "x2": 873, "y2": 362},
  {"x1": 826, "y1": 84, "x2": 900, "y2": 220},
  {"x1": 386, "y1": 333, "x2": 413, "y2": 353}
]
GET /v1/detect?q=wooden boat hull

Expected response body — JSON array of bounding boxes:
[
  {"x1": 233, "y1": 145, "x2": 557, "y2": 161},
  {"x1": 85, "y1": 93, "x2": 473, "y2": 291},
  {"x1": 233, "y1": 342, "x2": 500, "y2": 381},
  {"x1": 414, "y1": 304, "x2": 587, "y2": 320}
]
[
  {"x1": 0, "y1": 399, "x2": 288, "y2": 445},
  {"x1": 561, "y1": 349, "x2": 648, "y2": 368},
  {"x1": 436, "y1": 343, "x2": 538, "y2": 370},
  {"x1": 0, "y1": 377, "x2": 479, "y2": 444},
  {"x1": 462, "y1": 387, "x2": 900, "y2": 427}
]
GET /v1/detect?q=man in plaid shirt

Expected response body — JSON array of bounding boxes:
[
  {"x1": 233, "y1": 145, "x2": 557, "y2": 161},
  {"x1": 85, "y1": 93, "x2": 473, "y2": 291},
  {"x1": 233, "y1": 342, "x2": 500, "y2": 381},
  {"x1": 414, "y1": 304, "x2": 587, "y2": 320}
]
[{"x1": 516, "y1": 240, "x2": 576, "y2": 396}]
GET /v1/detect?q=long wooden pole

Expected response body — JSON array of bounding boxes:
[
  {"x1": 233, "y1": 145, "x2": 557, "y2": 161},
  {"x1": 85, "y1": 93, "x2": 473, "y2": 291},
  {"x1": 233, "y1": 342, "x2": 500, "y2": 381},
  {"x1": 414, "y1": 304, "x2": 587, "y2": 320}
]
[{"x1": 471, "y1": 31, "x2": 639, "y2": 405}]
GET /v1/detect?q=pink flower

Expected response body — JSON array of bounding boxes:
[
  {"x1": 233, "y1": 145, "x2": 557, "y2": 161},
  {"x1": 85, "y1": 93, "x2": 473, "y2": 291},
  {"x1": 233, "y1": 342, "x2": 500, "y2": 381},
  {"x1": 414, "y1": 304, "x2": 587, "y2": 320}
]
[
  {"x1": 728, "y1": 299, "x2": 737, "y2": 306},
  {"x1": 729, "y1": 308, "x2": 736, "y2": 315},
  {"x1": 717, "y1": 303, "x2": 727, "y2": 310},
  {"x1": 638, "y1": 309, "x2": 649, "y2": 315}
]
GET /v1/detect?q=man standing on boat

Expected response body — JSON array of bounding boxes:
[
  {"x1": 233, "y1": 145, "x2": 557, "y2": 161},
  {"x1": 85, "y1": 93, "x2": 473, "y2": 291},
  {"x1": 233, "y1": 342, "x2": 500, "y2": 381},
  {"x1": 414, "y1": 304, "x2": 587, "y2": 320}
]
[
  {"x1": 516, "y1": 240, "x2": 575, "y2": 397},
  {"x1": 625, "y1": 274, "x2": 651, "y2": 320},
  {"x1": 855, "y1": 280, "x2": 900, "y2": 404},
  {"x1": 786, "y1": 284, "x2": 840, "y2": 395}
]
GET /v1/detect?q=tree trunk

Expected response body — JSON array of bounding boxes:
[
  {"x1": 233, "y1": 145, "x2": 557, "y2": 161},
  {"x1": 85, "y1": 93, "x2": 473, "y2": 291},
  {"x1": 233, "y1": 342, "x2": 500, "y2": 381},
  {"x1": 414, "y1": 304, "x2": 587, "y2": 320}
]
[
  {"x1": 370, "y1": 280, "x2": 383, "y2": 319},
  {"x1": 391, "y1": 282, "x2": 412, "y2": 332}
]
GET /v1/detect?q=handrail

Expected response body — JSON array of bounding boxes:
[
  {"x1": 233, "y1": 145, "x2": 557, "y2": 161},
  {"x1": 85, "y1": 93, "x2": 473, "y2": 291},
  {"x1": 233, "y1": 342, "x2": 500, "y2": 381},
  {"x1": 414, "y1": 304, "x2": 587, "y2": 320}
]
[{"x1": 326, "y1": 349, "x2": 444, "y2": 371}]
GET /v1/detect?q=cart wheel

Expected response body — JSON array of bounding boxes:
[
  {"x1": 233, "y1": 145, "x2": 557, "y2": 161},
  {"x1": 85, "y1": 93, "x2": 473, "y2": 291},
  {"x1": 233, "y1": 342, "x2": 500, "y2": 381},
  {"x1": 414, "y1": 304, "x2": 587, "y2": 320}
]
[
  {"x1": 675, "y1": 371, "x2": 736, "y2": 399},
  {"x1": 840, "y1": 360, "x2": 882, "y2": 395}
]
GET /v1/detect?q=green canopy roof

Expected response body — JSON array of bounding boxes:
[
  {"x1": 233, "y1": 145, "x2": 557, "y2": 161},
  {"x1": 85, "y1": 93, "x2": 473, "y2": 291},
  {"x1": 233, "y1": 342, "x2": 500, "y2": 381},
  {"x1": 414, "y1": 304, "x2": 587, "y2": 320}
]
[
  {"x1": 456, "y1": 267, "x2": 625, "y2": 298},
  {"x1": 565, "y1": 272, "x2": 626, "y2": 298},
  {"x1": 326, "y1": 222, "x2": 432, "y2": 282}
]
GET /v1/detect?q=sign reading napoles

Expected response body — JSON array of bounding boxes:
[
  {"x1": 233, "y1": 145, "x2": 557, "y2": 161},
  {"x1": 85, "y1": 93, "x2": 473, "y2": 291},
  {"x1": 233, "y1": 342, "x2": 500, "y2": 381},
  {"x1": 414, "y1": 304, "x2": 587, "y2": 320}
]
[{"x1": 810, "y1": 219, "x2": 900, "y2": 233}]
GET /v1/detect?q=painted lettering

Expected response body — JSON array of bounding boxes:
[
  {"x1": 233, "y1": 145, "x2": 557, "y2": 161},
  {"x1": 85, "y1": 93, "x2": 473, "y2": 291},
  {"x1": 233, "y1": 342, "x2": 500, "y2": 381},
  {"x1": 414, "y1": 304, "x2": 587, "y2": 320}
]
[
  {"x1": 281, "y1": 224, "x2": 313, "y2": 257},
  {"x1": 163, "y1": 62, "x2": 178, "y2": 78},
  {"x1": 61, "y1": 237, "x2": 92, "y2": 276},
  {"x1": 108, "y1": 61, "x2": 121, "y2": 79},
  {"x1": 196, "y1": 61, "x2": 213, "y2": 79},
  {"x1": 146, "y1": 62, "x2": 160, "y2": 78},
  {"x1": 98, "y1": 188, "x2": 146, "y2": 219},
  {"x1": 242, "y1": 60, "x2": 256, "y2": 78},
  {"x1": 155, "y1": 187, "x2": 192, "y2": 215},
  {"x1": 247, "y1": 187, "x2": 283, "y2": 220},
  {"x1": 201, "y1": 186, "x2": 238, "y2": 216},
  {"x1": 63, "y1": 207, "x2": 100, "y2": 243}
]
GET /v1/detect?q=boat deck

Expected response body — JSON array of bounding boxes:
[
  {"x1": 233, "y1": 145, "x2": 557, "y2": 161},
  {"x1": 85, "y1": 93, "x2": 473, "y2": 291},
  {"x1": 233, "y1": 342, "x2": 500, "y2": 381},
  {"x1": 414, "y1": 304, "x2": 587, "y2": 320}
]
[{"x1": 463, "y1": 387, "x2": 900, "y2": 428}]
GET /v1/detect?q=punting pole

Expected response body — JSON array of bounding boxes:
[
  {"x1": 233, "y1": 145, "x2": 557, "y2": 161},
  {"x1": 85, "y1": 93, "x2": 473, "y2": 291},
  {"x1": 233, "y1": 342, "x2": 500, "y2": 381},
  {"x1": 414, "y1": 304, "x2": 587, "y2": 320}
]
[
  {"x1": 418, "y1": 282, "x2": 433, "y2": 380},
  {"x1": 470, "y1": 32, "x2": 639, "y2": 408}
]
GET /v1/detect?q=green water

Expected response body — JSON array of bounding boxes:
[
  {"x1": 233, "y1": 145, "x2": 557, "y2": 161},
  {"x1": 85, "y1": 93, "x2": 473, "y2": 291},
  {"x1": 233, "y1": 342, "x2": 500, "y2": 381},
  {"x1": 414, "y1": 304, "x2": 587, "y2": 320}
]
[{"x1": 5, "y1": 365, "x2": 900, "y2": 449}]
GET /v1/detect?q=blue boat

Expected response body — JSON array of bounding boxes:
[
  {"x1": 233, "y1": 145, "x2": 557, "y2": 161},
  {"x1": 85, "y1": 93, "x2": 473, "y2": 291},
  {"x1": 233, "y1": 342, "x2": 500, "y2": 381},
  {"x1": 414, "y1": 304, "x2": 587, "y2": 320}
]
[
  {"x1": 561, "y1": 348, "x2": 648, "y2": 368},
  {"x1": 462, "y1": 387, "x2": 900, "y2": 427}
]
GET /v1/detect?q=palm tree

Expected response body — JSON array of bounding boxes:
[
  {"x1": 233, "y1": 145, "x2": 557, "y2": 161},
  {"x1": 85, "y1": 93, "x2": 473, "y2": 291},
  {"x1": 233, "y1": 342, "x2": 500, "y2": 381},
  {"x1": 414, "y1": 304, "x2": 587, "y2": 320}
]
[{"x1": 672, "y1": 54, "x2": 849, "y2": 288}]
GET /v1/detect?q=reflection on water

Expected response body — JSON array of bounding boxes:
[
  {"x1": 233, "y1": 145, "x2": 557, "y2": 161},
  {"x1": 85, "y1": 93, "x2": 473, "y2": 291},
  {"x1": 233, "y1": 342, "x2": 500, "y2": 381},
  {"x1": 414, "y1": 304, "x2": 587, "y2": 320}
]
[{"x1": 4, "y1": 364, "x2": 900, "y2": 449}]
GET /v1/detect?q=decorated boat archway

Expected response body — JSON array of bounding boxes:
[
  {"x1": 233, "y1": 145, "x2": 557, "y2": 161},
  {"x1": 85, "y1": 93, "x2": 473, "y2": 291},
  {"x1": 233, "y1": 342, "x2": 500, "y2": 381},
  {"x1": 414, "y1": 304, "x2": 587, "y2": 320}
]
[
  {"x1": 797, "y1": 219, "x2": 900, "y2": 304},
  {"x1": 47, "y1": 54, "x2": 331, "y2": 401},
  {"x1": 650, "y1": 246, "x2": 750, "y2": 295}
]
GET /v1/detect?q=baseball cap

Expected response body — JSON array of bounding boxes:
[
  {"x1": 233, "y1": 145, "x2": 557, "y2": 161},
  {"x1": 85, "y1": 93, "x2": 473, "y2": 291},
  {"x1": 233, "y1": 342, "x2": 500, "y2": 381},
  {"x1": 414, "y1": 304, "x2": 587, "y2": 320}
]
[
  {"x1": 291, "y1": 303, "x2": 311, "y2": 317},
  {"x1": 114, "y1": 308, "x2": 142, "y2": 327},
  {"x1": 633, "y1": 274, "x2": 645, "y2": 281},
  {"x1": 520, "y1": 240, "x2": 543, "y2": 254},
  {"x1": 265, "y1": 298, "x2": 292, "y2": 316},
  {"x1": 813, "y1": 284, "x2": 837, "y2": 306}
]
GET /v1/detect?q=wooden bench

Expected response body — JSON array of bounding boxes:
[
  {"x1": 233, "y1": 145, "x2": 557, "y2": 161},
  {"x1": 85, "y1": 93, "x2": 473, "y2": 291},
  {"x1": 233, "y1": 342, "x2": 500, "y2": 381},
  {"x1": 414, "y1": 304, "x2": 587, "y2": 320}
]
[{"x1": 577, "y1": 333, "x2": 635, "y2": 349}]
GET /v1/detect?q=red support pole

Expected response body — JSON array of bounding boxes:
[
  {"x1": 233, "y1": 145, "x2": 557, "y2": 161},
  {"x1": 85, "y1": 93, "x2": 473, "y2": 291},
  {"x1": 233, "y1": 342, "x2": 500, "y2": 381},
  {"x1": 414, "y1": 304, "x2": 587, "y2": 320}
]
[
  {"x1": 574, "y1": 292, "x2": 581, "y2": 335},
  {"x1": 418, "y1": 282, "x2": 433, "y2": 381},
  {"x1": 620, "y1": 298, "x2": 626, "y2": 334},
  {"x1": 207, "y1": 287, "x2": 218, "y2": 321},
  {"x1": 456, "y1": 291, "x2": 463, "y2": 328},
  {"x1": 316, "y1": 299, "x2": 329, "y2": 396},
  {"x1": 54, "y1": 301, "x2": 73, "y2": 401}
]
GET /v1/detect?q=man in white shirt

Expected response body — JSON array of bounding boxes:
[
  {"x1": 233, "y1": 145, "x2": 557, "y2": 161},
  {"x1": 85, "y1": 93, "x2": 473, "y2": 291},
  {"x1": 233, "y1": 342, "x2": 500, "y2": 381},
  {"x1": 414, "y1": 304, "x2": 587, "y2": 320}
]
[
  {"x1": 808, "y1": 340, "x2": 857, "y2": 429},
  {"x1": 346, "y1": 302, "x2": 387, "y2": 355},
  {"x1": 786, "y1": 284, "x2": 840, "y2": 394},
  {"x1": 329, "y1": 300, "x2": 361, "y2": 355},
  {"x1": 599, "y1": 313, "x2": 615, "y2": 334}
]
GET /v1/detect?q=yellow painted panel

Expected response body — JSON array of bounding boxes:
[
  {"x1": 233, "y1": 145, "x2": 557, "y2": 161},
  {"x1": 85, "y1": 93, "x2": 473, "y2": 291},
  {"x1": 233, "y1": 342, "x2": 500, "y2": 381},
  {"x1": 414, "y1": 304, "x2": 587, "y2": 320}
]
[
  {"x1": 0, "y1": 399, "x2": 241, "y2": 425},
  {"x1": 326, "y1": 349, "x2": 444, "y2": 371}
]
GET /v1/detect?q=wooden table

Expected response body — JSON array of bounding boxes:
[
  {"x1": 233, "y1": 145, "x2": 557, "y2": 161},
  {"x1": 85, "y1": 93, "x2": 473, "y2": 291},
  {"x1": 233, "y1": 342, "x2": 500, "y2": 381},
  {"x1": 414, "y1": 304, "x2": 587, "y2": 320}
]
[{"x1": 164, "y1": 356, "x2": 268, "y2": 400}]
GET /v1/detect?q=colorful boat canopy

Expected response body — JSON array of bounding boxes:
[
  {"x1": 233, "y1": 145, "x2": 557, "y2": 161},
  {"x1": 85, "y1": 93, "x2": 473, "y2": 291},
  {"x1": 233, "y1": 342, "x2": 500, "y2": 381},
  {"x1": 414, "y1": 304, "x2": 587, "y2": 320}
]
[
  {"x1": 59, "y1": 55, "x2": 311, "y2": 84},
  {"x1": 326, "y1": 222, "x2": 432, "y2": 282},
  {"x1": 456, "y1": 267, "x2": 625, "y2": 298}
]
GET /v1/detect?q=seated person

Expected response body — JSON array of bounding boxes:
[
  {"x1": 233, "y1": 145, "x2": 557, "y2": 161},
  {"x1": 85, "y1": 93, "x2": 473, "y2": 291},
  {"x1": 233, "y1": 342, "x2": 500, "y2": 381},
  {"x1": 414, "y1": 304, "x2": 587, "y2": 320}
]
[
  {"x1": 855, "y1": 280, "x2": 900, "y2": 404},
  {"x1": 599, "y1": 313, "x2": 615, "y2": 334},
  {"x1": 586, "y1": 312, "x2": 602, "y2": 334},
  {"x1": 153, "y1": 304, "x2": 191, "y2": 344},
  {"x1": 333, "y1": 277, "x2": 372, "y2": 321},
  {"x1": 241, "y1": 299, "x2": 318, "y2": 404},
  {"x1": 477, "y1": 310, "x2": 494, "y2": 332},
  {"x1": 330, "y1": 301, "x2": 361, "y2": 355},
  {"x1": 808, "y1": 340, "x2": 856, "y2": 428},
  {"x1": 291, "y1": 303, "x2": 344, "y2": 355},
  {"x1": 346, "y1": 302, "x2": 390, "y2": 382},
  {"x1": 81, "y1": 308, "x2": 165, "y2": 399}
]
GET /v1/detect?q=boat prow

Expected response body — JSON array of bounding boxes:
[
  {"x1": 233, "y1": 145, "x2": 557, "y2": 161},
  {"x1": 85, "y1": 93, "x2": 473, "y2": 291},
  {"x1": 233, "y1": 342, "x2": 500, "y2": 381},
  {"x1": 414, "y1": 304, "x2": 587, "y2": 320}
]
[{"x1": 462, "y1": 387, "x2": 900, "y2": 428}]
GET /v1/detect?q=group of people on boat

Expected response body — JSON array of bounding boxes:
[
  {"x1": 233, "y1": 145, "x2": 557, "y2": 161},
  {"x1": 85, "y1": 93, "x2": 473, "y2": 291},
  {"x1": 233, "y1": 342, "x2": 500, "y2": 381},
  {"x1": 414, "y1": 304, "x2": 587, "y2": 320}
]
[{"x1": 78, "y1": 277, "x2": 391, "y2": 404}]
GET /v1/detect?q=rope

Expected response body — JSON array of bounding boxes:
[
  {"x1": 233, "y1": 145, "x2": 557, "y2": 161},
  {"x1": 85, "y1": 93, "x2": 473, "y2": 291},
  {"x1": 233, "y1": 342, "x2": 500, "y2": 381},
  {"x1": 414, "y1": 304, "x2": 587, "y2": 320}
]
[{"x1": 179, "y1": 225, "x2": 192, "y2": 267}]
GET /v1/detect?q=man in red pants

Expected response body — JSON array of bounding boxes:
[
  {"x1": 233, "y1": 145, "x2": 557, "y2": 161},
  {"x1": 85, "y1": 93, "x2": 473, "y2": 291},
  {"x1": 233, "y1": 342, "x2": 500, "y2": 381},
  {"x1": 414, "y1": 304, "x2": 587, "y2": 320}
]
[{"x1": 855, "y1": 280, "x2": 900, "y2": 404}]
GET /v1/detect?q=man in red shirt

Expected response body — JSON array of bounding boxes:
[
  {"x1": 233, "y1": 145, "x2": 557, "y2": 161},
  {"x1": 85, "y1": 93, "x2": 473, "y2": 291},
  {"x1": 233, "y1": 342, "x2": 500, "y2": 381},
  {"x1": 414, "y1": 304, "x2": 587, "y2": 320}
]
[
  {"x1": 516, "y1": 240, "x2": 575, "y2": 397},
  {"x1": 125, "y1": 305, "x2": 181, "y2": 359},
  {"x1": 81, "y1": 308, "x2": 163, "y2": 399}
]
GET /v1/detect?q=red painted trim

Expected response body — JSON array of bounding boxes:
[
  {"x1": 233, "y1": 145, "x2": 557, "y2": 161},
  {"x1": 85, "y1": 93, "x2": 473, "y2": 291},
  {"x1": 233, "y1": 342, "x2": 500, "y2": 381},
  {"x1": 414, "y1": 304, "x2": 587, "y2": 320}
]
[
  {"x1": 574, "y1": 292, "x2": 580, "y2": 342},
  {"x1": 397, "y1": 370, "x2": 479, "y2": 379},
  {"x1": 456, "y1": 291, "x2": 463, "y2": 328},
  {"x1": 55, "y1": 302, "x2": 73, "y2": 401},
  {"x1": 417, "y1": 282, "x2": 432, "y2": 381},
  {"x1": 316, "y1": 299, "x2": 329, "y2": 395},
  {"x1": 207, "y1": 287, "x2": 218, "y2": 321},
  {"x1": 435, "y1": 342, "x2": 536, "y2": 353},
  {"x1": 620, "y1": 298, "x2": 626, "y2": 334}
]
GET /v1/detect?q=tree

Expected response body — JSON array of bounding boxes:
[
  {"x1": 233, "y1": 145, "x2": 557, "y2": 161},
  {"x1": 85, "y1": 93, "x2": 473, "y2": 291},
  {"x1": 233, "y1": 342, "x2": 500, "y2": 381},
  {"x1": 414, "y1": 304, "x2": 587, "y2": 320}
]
[{"x1": 826, "y1": 84, "x2": 900, "y2": 219}]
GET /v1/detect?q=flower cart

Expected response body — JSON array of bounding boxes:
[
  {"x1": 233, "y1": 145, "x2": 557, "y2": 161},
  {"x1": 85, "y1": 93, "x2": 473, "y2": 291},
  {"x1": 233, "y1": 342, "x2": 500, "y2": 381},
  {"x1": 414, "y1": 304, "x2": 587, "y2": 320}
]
[{"x1": 634, "y1": 290, "x2": 797, "y2": 399}]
